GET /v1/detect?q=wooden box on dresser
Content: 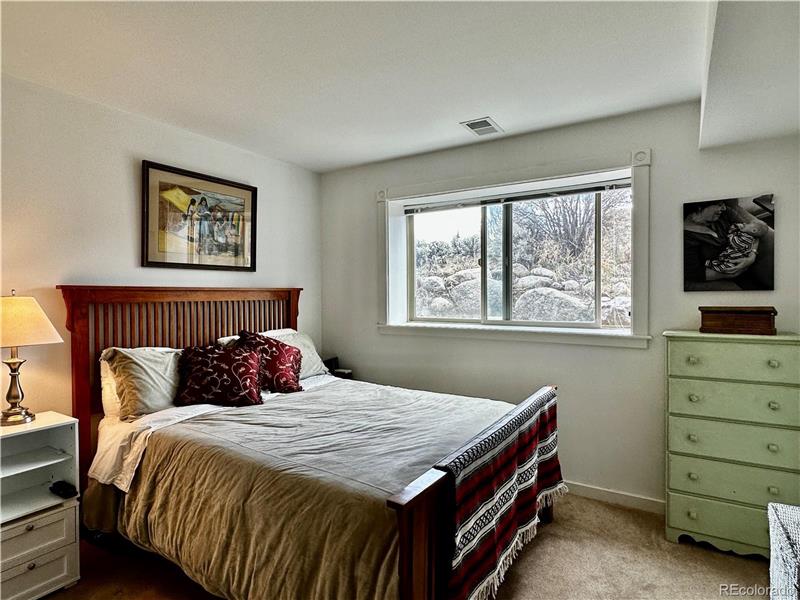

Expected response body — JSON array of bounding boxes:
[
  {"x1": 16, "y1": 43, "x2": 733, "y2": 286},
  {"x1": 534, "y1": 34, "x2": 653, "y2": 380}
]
[
  {"x1": 663, "y1": 331, "x2": 800, "y2": 557},
  {"x1": 0, "y1": 412, "x2": 79, "y2": 599}
]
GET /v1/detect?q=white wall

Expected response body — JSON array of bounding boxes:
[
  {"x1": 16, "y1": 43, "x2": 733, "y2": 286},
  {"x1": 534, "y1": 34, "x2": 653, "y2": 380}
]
[
  {"x1": 320, "y1": 102, "x2": 800, "y2": 506},
  {"x1": 1, "y1": 76, "x2": 322, "y2": 416}
]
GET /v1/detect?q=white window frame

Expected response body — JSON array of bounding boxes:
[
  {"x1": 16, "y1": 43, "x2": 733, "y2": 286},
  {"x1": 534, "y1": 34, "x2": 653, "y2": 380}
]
[{"x1": 377, "y1": 152, "x2": 652, "y2": 349}]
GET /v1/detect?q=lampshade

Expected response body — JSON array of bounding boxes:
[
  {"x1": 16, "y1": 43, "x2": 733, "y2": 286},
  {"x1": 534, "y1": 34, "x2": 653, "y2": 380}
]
[{"x1": 0, "y1": 295, "x2": 63, "y2": 348}]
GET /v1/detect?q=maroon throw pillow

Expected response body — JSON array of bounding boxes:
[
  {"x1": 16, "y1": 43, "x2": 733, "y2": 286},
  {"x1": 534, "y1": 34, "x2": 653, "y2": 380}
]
[
  {"x1": 235, "y1": 330, "x2": 303, "y2": 393},
  {"x1": 175, "y1": 344, "x2": 262, "y2": 407}
]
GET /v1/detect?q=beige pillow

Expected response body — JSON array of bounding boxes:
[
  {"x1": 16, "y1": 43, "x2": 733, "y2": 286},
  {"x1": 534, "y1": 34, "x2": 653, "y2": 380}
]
[{"x1": 101, "y1": 347, "x2": 181, "y2": 421}]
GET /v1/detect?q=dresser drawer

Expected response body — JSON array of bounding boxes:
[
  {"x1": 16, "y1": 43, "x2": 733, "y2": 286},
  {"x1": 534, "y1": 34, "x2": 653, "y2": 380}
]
[
  {"x1": 667, "y1": 492, "x2": 769, "y2": 549},
  {"x1": 668, "y1": 454, "x2": 800, "y2": 507},
  {"x1": 669, "y1": 340, "x2": 800, "y2": 384},
  {"x1": 669, "y1": 378, "x2": 800, "y2": 427},
  {"x1": 0, "y1": 505, "x2": 76, "y2": 571},
  {"x1": 669, "y1": 416, "x2": 800, "y2": 470},
  {"x1": 0, "y1": 542, "x2": 78, "y2": 600}
]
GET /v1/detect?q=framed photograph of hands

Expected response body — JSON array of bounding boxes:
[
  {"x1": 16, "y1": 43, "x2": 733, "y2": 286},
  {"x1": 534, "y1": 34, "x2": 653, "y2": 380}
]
[{"x1": 683, "y1": 194, "x2": 774, "y2": 292}]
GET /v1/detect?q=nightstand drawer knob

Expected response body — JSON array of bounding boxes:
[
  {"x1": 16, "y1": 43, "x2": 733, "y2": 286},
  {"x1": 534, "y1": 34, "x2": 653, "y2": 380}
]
[
  {"x1": 686, "y1": 355, "x2": 699, "y2": 365},
  {"x1": 687, "y1": 510, "x2": 698, "y2": 520},
  {"x1": 687, "y1": 472, "x2": 699, "y2": 481},
  {"x1": 26, "y1": 562, "x2": 36, "y2": 571},
  {"x1": 767, "y1": 359, "x2": 781, "y2": 369},
  {"x1": 688, "y1": 394, "x2": 700, "y2": 403},
  {"x1": 768, "y1": 401, "x2": 780, "y2": 411},
  {"x1": 687, "y1": 434, "x2": 698, "y2": 443},
  {"x1": 767, "y1": 443, "x2": 780, "y2": 453},
  {"x1": 768, "y1": 486, "x2": 780, "y2": 495},
  {"x1": 24, "y1": 524, "x2": 34, "y2": 532}
]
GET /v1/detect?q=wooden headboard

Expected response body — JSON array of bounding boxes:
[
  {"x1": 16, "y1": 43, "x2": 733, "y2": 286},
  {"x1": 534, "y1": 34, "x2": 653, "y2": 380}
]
[{"x1": 57, "y1": 285, "x2": 302, "y2": 488}]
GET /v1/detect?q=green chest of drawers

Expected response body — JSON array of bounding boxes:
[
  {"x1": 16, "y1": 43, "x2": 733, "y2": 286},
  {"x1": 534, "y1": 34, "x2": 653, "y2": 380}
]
[{"x1": 663, "y1": 331, "x2": 800, "y2": 557}]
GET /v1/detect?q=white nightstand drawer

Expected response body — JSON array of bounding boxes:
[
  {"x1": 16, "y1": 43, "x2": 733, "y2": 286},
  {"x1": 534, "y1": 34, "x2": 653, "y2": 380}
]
[
  {"x1": 0, "y1": 542, "x2": 78, "y2": 600},
  {"x1": 0, "y1": 503, "x2": 76, "y2": 571}
]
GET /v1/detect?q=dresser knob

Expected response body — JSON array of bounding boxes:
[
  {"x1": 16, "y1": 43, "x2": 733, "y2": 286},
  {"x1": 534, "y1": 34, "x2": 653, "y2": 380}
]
[
  {"x1": 687, "y1": 510, "x2": 698, "y2": 520},
  {"x1": 687, "y1": 434, "x2": 698, "y2": 443},
  {"x1": 767, "y1": 359, "x2": 780, "y2": 369},
  {"x1": 767, "y1": 443, "x2": 780, "y2": 453},
  {"x1": 768, "y1": 401, "x2": 780, "y2": 411},
  {"x1": 688, "y1": 394, "x2": 700, "y2": 403},
  {"x1": 688, "y1": 472, "x2": 699, "y2": 481},
  {"x1": 686, "y1": 355, "x2": 699, "y2": 365},
  {"x1": 24, "y1": 524, "x2": 34, "y2": 532},
  {"x1": 768, "y1": 486, "x2": 780, "y2": 495},
  {"x1": 26, "y1": 562, "x2": 36, "y2": 571}
]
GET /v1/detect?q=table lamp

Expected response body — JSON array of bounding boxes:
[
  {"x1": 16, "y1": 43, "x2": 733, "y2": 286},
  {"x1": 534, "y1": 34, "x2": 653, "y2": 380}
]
[{"x1": 0, "y1": 290, "x2": 63, "y2": 425}]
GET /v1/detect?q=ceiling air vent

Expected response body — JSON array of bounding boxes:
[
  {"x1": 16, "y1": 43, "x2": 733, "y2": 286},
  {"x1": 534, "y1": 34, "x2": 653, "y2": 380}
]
[{"x1": 461, "y1": 116, "x2": 503, "y2": 136}]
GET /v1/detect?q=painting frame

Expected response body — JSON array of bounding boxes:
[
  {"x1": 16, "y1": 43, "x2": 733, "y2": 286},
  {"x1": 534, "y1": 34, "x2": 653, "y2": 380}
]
[{"x1": 142, "y1": 160, "x2": 257, "y2": 272}]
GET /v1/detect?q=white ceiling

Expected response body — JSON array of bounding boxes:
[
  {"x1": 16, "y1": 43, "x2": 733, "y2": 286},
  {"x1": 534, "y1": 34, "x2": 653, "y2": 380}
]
[
  {"x1": 0, "y1": 2, "x2": 714, "y2": 172},
  {"x1": 1, "y1": 2, "x2": 708, "y2": 172},
  {"x1": 700, "y1": 1, "x2": 800, "y2": 148}
]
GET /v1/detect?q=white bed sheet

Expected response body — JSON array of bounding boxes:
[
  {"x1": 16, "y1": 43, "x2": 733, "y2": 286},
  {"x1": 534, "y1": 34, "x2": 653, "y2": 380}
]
[{"x1": 89, "y1": 373, "x2": 339, "y2": 492}]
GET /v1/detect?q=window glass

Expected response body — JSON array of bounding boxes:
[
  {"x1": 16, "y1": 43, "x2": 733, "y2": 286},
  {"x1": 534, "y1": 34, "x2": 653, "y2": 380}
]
[
  {"x1": 485, "y1": 204, "x2": 504, "y2": 320},
  {"x1": 413, "y1": 206, "x2": 481, "y2": 319},
  {"x1": 510, "y1": 193, "x2": 596, "y2": 323},
  {"x1": 600, "y1": 189, "x2": 632, "y2": 327}
]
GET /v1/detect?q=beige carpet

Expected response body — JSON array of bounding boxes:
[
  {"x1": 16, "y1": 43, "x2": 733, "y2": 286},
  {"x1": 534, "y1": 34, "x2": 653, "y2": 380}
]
[
  {"x1": 497, "y1": 494, "x2": 768, "y2": 600},
  {"x1": 51, "y1": 494, "x2": 768, "y2": 600}
]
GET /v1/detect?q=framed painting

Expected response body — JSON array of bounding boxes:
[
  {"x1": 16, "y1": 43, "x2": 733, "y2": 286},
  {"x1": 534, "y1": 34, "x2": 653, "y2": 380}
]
[{"x1": 142, "y1": 160, "x2": 257, "y2": 271}]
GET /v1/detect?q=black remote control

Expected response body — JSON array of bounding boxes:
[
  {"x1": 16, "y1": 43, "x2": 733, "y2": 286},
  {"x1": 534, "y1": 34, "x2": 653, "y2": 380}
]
[{"x1": 50, "y1": 480, "x2": 78, "y2": 499}]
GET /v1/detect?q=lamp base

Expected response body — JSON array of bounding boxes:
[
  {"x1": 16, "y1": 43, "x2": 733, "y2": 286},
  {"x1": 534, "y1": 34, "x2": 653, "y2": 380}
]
[
  {"x1": 2, "y1": 350, "x2": 35, "y2": 426},
  {"x1": 1, "y1": 406, "x2": 36, "y2": 426}
]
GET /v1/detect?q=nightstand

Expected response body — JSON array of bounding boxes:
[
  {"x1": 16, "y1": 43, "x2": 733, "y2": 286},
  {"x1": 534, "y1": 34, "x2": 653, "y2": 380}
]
[
  {"x1": 0, "y1": 411, "x2": 80, "y2": 598},
  {"x1": 323, "y1": 357, "x2": 353, "y2": 380}
]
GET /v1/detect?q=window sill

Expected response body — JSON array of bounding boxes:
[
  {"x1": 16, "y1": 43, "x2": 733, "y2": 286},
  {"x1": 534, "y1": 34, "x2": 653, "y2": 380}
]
[{"x1": 377, "y1": 322, "x2": 651, "y2": 349}]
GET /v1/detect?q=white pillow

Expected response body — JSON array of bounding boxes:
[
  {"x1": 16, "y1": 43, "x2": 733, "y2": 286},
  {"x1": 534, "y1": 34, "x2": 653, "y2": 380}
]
[
  {"x1": 99, "y1": 359, "x2": 121, "y2": 418},
  {"x1": 217, "y1": 328, "x2": 296, "y2": 347},
  {"x1": 216, "y1": 329, "x2": 328, "y2": 380},
  {"x1": 216, "y1": 333, "x2": 239, "y2": 347}
]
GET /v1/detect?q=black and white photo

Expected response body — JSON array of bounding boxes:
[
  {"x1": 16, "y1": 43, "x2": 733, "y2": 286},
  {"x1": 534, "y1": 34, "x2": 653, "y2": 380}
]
[{"x1": 683, "y1": 194, "x2": 775, "y2": 291}]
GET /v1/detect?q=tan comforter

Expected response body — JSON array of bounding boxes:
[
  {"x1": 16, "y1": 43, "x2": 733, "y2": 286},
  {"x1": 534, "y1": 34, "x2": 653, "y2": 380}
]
[{"x1": 105, "y1": 378, "x2": 513, "y2": 600}]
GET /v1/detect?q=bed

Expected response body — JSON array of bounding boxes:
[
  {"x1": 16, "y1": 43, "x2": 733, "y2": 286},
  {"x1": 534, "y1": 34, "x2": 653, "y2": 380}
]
[{"x1": 58, "y1": 285, "x2": 565, "y2": 600}]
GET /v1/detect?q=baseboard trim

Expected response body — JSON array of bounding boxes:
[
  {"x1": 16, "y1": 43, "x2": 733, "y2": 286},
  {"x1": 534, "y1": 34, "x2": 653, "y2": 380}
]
[{"x1": 565, "y1": 480, "x2": 665, "y2": 514}]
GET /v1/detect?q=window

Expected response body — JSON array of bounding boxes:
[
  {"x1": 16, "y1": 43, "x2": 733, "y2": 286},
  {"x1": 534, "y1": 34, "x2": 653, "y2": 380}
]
[
  {"x1": 380, "y1": 163, "x2": 649, "y2": 346},
  {"x1": 408, "y1": 175, "x2": 632, "y2": 329}
]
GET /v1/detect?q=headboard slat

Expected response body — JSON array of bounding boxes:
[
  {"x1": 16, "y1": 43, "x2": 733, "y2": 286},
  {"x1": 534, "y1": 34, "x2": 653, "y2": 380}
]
[{"x1": 58, "y1": 285, "x2": 302, "y2": 490}]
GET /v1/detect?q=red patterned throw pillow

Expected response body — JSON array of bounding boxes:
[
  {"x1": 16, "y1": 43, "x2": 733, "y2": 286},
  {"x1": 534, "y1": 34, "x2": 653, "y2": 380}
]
[
  {"x1": 235, "y1": 330, "x2": 303, "y2": 393},
  {"x1": 175, "y1": 345, "x2": 262, "y2": 407}
]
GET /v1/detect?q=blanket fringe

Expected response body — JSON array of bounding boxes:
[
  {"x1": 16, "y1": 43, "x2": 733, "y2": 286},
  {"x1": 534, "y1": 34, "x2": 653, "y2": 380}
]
[
  {"x1": 467, "y1": 521, "x2": 536, "y2": 600},
  {"x1": 538, "y1": 482, "x2": 569, "y2": 508},
  {"x1": 466, "y1": 482, "x2": 569, "y2": 600}
]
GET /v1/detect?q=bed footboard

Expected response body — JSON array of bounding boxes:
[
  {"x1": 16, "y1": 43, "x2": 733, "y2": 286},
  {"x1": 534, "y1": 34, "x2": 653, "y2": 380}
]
[
  {"x1": 387, "y1": 472, "x2": 557, "y2": 600},
  {"x1": 387, "y1": 468, "x2": 449, "y2": 600},
  {"x1": 388, "y1": 385, "x2": 560, "y2": 600}
]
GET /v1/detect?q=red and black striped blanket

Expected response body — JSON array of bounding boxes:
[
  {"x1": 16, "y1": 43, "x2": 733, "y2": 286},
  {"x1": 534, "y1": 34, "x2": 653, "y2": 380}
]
[{"x1": 436, "y1": 386, "x2": 566, "y2": 600}]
